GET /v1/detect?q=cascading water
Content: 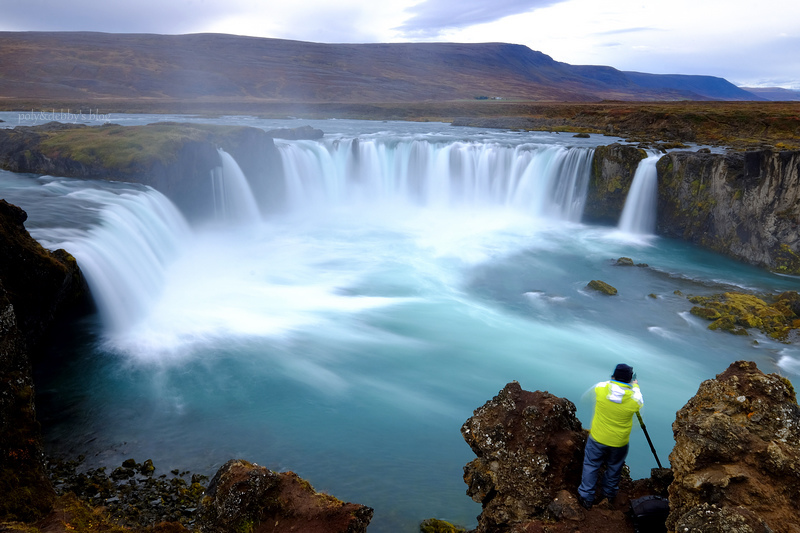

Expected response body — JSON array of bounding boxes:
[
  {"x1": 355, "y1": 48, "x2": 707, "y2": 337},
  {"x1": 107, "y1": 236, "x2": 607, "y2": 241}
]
[
  {"x1": 5, "y1": 118, "x2": 797, "y2": 533},
  {"x1": 618, "y1": 154, "x2": 661, "y2": 234},
  {"x1": 211, "y1": 148, "x2": 262, "y2": 224},
  {"x1": 275, "y1": 139, "x2": 593, "y2": 221},
  {"x1": 43, "y1": 186, "x2": 191, "y2": 334}
]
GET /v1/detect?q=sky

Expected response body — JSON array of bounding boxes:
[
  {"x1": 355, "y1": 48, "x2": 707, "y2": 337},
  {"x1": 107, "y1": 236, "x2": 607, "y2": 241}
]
[{"x1": 2, "y1": 0, "x2": 799, "y2": 89}]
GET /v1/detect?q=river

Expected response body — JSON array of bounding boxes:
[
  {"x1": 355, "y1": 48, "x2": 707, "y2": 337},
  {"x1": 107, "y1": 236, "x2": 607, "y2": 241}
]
[{"x1": 1, "y1": 113, "x2": 798, "y2": 531}]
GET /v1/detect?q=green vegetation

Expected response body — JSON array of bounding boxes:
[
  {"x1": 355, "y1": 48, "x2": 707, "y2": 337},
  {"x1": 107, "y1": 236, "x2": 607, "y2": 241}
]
[
  {"x1": 3, "y1": 100, "x2": 798, "y2": 150},
  {"x1": 37, "y1": 123, "x2": 251, "y2": 173},
  {"x1": 420, "y1": 518, "x2": 467, "y2": 533},
  {"x1": 688, "y1": 291, "x2": 800, "y2": 340}
]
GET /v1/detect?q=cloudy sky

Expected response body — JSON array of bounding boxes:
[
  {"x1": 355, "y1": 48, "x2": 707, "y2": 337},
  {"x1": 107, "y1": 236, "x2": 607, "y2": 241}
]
[{"x1": 2, "y1": 0, "x2": 799, "y2": 89}]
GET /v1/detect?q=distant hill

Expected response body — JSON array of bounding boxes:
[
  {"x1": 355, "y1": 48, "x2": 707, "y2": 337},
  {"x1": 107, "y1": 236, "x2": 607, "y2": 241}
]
[
  {"x1": 0, "y1": 32, "x2": 762, "y2": 103},
  {"x1": 741, "y1": 87, "x2": 800, "y2": 101}
]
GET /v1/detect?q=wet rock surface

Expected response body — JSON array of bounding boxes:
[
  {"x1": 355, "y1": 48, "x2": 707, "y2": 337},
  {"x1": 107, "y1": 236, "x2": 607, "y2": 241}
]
[
  {"x1": 668, "y1": 360, "x2": 800, "y2": 533},
  {"x1": 197, "y1": 459, "x2": 373, "y2": 533}
]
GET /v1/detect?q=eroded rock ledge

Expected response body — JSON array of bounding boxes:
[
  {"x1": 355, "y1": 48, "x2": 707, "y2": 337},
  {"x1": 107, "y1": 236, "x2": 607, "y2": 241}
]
[{"x1": 586, "y1": 144, "x2": 800, "y2": 274}]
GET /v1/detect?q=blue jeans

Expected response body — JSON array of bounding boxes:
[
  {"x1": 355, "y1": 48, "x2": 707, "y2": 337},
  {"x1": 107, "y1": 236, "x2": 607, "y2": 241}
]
[{"x1": 577, "y1": 435, "x2": 629, "y2": 502}]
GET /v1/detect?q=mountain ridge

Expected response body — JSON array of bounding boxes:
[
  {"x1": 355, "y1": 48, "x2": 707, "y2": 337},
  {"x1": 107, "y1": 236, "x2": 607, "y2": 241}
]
[{"x1": 0, "y1": 31, "x2": 760, "y2": 103}]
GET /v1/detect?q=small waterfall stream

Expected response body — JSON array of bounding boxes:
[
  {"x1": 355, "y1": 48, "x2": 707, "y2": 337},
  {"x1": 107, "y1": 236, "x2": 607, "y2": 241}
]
[
  {"x1": 211, "y1": 148, "x2": 262, "y2": 224},
  {"x1": 618, "y1": 154, "x2": 661, "y2": 234}
]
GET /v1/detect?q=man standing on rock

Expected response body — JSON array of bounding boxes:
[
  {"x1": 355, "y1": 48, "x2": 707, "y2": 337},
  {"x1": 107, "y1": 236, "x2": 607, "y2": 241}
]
[{"x1": 577, "y1": 363, "x2": 643, "y2": 509}]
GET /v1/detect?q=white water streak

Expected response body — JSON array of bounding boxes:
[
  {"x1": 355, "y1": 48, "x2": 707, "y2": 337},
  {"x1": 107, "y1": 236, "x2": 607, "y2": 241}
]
[{"x1": 618, "y1": 154, "x2": 661, "y2": 234}]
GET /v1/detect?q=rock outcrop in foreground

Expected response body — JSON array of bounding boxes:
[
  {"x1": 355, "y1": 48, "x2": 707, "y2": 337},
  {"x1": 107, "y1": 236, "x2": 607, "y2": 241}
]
[
  {"x1": 668, "y1": 361, "x2": 800, "y2": 533},
  {"x1": 461, "y1": 382, "x2": 670, "y2": 533},
  {"x1": 198, "y1": 459, "x2": 373, "y2": 533},
  {"x1": 461, "y1": 383, "x2": 587, "y2": 530},
  {"x1": 462, "y1": 362, "x2": 799, "y2": 532}
]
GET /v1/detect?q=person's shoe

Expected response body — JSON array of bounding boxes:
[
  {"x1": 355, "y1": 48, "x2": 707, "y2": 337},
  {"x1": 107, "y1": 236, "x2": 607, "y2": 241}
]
[
  {"x1": 577, "y1": 494, "x2": 593, "y2": 510},
  {"x1": 600, "y1": 492, "x2": 616, "y2": 504}
]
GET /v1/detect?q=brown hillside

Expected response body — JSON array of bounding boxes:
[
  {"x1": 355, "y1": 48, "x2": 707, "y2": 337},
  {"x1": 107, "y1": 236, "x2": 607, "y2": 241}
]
[{"x1": 0, "y1": 32, "x2": 756, "y2": 104}]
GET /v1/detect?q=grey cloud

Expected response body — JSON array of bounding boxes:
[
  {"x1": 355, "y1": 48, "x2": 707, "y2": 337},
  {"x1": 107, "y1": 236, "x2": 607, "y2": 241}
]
[
  {"x1": 0, "y1": 0, "x2": 231, "y2": 34},
  {"x1": 396, "y1": 0, "x2": 566, "y2": 38}
]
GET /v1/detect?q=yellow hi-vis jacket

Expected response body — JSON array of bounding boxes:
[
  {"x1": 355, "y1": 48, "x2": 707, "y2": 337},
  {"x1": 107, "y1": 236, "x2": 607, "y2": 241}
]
[{"x1": 589, "y1": 380, "x2": 644, "y2": 447}]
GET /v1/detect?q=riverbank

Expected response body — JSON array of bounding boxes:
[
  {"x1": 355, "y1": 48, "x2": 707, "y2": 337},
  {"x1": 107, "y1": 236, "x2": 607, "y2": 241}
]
[{"x1": 2, "y1": 100, "x2": 798, "y2": 150}]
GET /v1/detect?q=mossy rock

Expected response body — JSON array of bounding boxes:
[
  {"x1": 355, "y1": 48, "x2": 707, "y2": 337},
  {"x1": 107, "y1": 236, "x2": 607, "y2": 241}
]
[
  {"x1": 587, "y1": 280, "x2": 618, "y2": 295},
  {"x1": 616, "y1": 257, "x2": 635, "y2": 266},
  {"x1": 420, "y1": 518, "x2": 466, "y2": 533},
  {"x1": 690, "y1": 306, "x2": 721, "y2": 320},
  {"x1": 687, "y1": 291, "x2": 800, "y2": 340}
]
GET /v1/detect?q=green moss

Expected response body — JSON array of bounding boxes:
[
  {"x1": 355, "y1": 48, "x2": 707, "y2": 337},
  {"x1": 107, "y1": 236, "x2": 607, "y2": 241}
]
[
  {"x1": 607, "y1": 175, "x2": 623, "y2": 192},
  {"x1": 773, "y1": 244, "x2": 800, "y2": 275},
  {"x1": 687, "y1": 291, "x2": 800, "y2": 341},
  {"x1": 37, "y1": 122, "x2": 252, "y2": 174},
  {"x1": 587, "y1": 279, "x2": 618, "y2": 295},
  {"x1": 690, "y1": 306, "x2": 721, "y2": 320},
  {"x1": 235, "y1": 518, "x2": 255, "y2": 533},
  {"x1": 420, "y1": 518, "x2": 467, "y2": 533}
]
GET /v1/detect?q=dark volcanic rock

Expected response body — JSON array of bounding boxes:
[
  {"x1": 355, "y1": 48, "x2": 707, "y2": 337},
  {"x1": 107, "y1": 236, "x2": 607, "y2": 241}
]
[
  {"x1": 0, "y1": 200, "x2": 88, "y2": 521},
  {"x1": 657, "y1": 149, "x2": 800, "y2": 274},
  {"x1": 266, "y1": 125, "x2": 324, "y2": 140},
  {"x1": 198, "y1": 459, "x2": 373, "y2": 533},
  {"x1": 668, "y1": 360, "x2": 800, "y2": 533},
  {"x1": 461, "y1": 382, "x2": 587, "y2": 532}
]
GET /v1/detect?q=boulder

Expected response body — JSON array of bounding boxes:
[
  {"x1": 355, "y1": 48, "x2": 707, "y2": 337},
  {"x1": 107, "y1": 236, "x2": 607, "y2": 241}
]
[
  {"x1": 197, "y1": 459, "x2": 373, "y2": 533},
  {"x1": 461, "y1": 382, "x2": 587, "y2": 531},
  {"x1": 587, "y1": 279, "x2": 618, "y2": 295},
  {"x1": 668, "y1": 360, "x2": 800, "y2": 533}
]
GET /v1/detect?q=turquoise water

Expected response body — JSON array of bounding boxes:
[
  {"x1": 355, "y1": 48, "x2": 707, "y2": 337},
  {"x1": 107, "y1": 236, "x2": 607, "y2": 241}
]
[{"x1": 1, "y1": 117, "x2": 797, "y2": 532}]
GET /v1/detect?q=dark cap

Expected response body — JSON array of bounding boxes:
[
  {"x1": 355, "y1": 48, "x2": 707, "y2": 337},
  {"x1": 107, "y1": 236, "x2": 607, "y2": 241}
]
[{"x1": 612, "y1": 363, "x2": 634, "y2": 383}]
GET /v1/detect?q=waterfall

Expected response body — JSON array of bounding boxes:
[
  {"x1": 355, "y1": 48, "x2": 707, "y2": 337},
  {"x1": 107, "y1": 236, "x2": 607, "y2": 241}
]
[
  {"x1": 618, "y1": 154, "x2": 661, "y2": 234},
  {"x1": 211, "y1": 148, "x2": 262, "y2": 224},
  {"x1": 274, "y1": 139, "x2": 595, "y2": 221},
  {"x1": 50, "y1": 187, "x2": 191, "y2": 334}
]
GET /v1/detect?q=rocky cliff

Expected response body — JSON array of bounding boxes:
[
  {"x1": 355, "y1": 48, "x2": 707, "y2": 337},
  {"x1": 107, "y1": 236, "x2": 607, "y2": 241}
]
[
  {"x1": 657, "y1": 149, "x2": 800, "y2": 273},
  {"x1": 585, "y1": 145, "x2": 800, "y2": 274},
  {"x1": 0, "y1": 122, "x2": 284, "y2": 220},
  {"x1": 0, "y1": 200, "x2": 88, "y2": 521}
]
